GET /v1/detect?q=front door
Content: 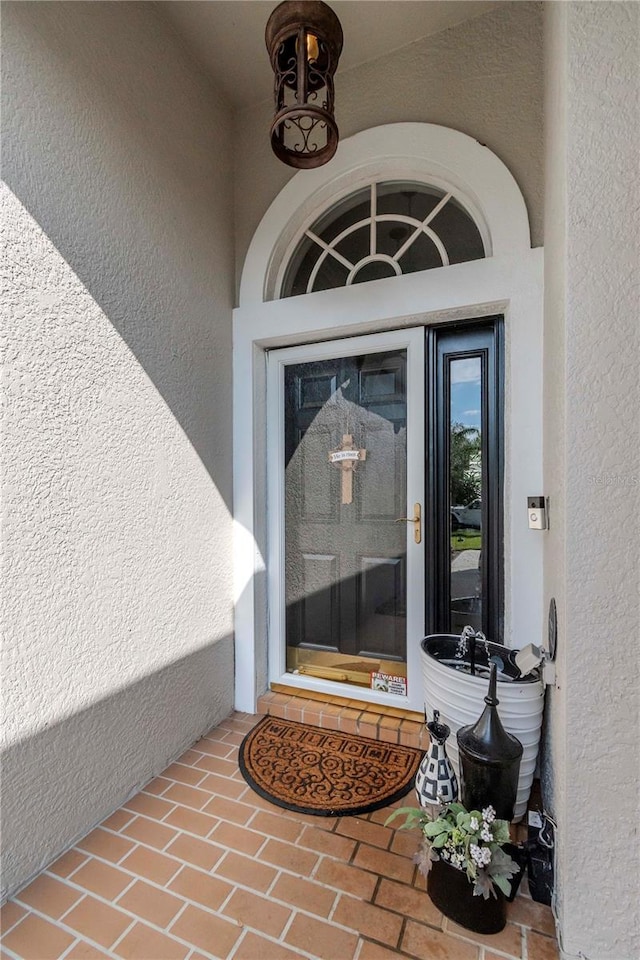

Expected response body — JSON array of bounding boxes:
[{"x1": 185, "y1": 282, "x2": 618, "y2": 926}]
[
  {"x1": 267, "y1": 321, "x2": 501, "y2": 713},
  {"x1": 267, "y1": 329, "x2": 425, "y2": 711}
]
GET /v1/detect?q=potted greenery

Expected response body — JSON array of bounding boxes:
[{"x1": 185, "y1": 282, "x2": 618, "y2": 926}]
[{"x1": 386, "y1": 801, "x2": 520, "y2": 934}]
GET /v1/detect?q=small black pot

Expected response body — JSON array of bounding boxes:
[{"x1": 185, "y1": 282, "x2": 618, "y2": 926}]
[
  {"x1": 504, "y1": 842, "x2": 526, "y2": 903},
  {"x1": 427, "y1": 858, "x2": 506, "y2": 934}
]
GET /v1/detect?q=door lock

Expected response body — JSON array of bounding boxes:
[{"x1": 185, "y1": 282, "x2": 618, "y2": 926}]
[{"x1": 395, "y1": 503, "x2": 422, "y2": 544}]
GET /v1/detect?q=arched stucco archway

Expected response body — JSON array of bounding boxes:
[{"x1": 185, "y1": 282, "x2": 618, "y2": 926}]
[
  {"x1": 240, "y1": 123, "x2": 532, "y2": 305},
  {"x1": 233, "y1": 122, "x2": 542, "y2": 716}
]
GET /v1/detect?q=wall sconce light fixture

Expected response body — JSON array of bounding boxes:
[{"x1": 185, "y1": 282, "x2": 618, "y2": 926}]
[{"x1": 265, "y1": 1, "x2": 343, "y2": 168}]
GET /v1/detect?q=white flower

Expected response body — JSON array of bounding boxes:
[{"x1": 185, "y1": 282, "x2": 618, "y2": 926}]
[
  {"x1": 470, "y1": 843, "x2": 492, "y2": 867},
  {"x1": 482, "y1": 806, "x2": 496, "y2": 824},
  {"x1": 441, "y1": 848, "x2": 450, "y2": 860},
  {"x1": 479, "y1": 847, "x2": 491, "y2": 866},
  {"x1": 469, "y1": 817, "x2": 480, "y2": 831},
  {"x1": 481, "y1": 827, "x2": 492, "y2": 842}
]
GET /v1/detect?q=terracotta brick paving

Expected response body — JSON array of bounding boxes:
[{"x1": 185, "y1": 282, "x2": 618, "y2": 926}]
[{"x1": 1, "y1": 712, "x2": 560, "y2": 960}]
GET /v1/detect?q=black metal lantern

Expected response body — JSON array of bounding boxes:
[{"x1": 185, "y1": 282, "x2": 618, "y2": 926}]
[{"x1": 265, "y1": 1, "x2": 343, "y2": 168}]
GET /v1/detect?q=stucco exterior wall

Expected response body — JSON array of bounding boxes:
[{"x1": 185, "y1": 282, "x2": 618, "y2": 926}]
[
  {"x1": 233, "y1": 0, "x2": 544, "y2": 299},
  {"x1": 540, "y1": 0, "x2": 567, "y2": 888},
  {"x1": 1, "y1": 2, "x2": 235, "y2": 898},
  {"x1": 543, "y1": 3, "x2": 639, "y2": 957}
]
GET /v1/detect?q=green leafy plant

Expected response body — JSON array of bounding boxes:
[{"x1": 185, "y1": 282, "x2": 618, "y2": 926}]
[{"x1": 386, "y1": 802, "x2": 520, "y2": 900}]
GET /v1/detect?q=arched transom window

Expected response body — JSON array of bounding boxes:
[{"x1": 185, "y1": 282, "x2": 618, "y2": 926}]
[{"x1": 281, "y1": 181, "x2": 486, "y2": 298}]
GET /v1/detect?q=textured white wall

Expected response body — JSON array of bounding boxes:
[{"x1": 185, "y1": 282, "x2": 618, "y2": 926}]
[
  {"x1": 1, "y1": 2, "x2": 235, "y2": 897},
  {"x1": 543, "y1": 3, "x2": 640, "y2": 957},
  {"x1": 541, "y1": 0, "x2": 567, "y2": 937},
  {"x1": 233, "y1": 0, "x2": 544, "y2": 298}
]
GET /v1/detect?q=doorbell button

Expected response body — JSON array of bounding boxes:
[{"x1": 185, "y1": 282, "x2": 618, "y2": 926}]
[{"x1": 528, "y1": 496, "x2": 547, "y2": 530}]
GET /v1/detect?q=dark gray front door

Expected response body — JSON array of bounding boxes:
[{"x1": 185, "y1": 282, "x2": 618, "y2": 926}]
[{"x1": 284, "y1": 349, "x2": 408, "y2": 667}]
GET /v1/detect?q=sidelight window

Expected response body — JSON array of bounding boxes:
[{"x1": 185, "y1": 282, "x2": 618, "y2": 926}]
[{"x1": 429, "y1": 321, "x2": 504, "y2": 642}]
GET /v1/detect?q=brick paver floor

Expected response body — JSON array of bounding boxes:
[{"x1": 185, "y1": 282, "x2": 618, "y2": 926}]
[{"x1": 0, "y1": 713, "x2": 560, "y2": 960}]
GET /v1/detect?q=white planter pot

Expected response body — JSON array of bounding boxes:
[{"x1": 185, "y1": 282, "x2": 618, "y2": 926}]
[{"x1": 420, "y1": 635, "x2": 545, "y2": 821}]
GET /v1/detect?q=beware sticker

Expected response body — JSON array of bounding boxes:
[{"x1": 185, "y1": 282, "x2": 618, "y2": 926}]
[{"x1": 370, "y1": 672, "x2": 407, "y2": 696}]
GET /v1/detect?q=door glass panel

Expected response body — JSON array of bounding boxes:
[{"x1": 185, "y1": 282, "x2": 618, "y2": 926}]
[
  {"x1": 284, "y1": 350, "x2": 408, "y2": 691},
  {"x1": 449, "y1": 357, "x2": 483, "y2": 632}
]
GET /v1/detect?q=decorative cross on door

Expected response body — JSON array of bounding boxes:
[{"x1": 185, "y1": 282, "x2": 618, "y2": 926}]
[{"x1": 328, "y1": 434, "x2": 367, "y2": 504}]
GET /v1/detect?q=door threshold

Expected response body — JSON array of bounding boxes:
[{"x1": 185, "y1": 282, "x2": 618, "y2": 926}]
[{"x1": 258, "y1": 686, "x2": 427, "y2": 750}]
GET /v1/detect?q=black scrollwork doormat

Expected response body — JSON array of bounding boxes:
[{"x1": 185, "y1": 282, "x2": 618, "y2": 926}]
[{"x1": 238, "y1": 716, "x2": 422, "y2": 817}]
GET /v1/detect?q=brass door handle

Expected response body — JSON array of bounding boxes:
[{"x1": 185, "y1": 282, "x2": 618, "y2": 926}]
[{"x1": 394, "y1": 503, "x2": 422, "y2": 544}]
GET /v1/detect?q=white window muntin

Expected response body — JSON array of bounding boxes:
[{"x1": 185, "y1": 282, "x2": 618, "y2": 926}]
[
  {"x1": 298, "y1": 183, "x2": 458, "y2": 295},
  {"x1": 273, "y1": 172, "x2": 490, "y2": 300}
]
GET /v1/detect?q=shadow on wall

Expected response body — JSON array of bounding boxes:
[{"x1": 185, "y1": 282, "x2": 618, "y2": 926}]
[
  {"x1": 1, "y1": 1, "x2": 237, "y2": 899},
  {"x1": 1, "y1": 0, "x2": 235, "y2": 501},
  {"x1": 0, "y1": 636, "x2": 234, "y2": 901}
]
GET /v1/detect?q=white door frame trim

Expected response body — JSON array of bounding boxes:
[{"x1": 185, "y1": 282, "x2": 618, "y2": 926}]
[{"x1": 233, "y1": 123, "x2": 543, "y2": 714}]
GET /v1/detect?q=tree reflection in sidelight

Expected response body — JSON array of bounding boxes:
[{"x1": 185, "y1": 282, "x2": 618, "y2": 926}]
[{"x1": 449, "y1": 357, "x2": 483, "y2": 633}]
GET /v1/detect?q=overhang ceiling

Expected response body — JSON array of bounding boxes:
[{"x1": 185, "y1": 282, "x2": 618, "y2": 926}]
[{"x1": 160, "y1": 1, "x2": 498, "y2": 110}]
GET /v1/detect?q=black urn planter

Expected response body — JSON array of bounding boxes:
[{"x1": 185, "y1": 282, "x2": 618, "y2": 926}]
[
  {"x1": 457, "y1": 663, "x2": 524, "y2": 822},
  {"x1": 427, "y1": 858, "x2": 507, "y2": 934}
]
